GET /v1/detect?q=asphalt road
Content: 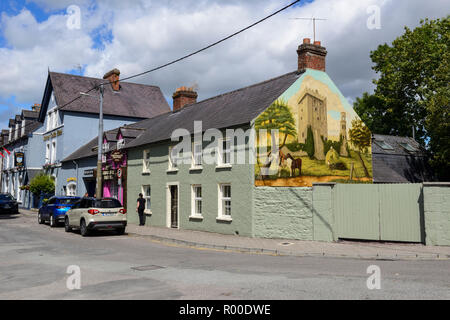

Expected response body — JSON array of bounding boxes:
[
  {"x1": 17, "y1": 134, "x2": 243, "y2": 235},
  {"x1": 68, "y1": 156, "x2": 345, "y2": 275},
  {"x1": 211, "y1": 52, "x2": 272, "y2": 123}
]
[{"x1": 0, "y1": 211, "x2": 449, "y2": 300}]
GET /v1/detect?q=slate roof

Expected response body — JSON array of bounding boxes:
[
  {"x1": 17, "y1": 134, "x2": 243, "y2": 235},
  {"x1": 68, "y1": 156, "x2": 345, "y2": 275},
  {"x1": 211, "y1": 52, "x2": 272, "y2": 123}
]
[
  {"x1": 47, "y1": 72, "x2": 171, "y2": 119},
  {"x1": 372, "y1": 134, "x2": 433, "y2": 183},
  {"x1": 62, "y1": 71, "x2": 302, "y2": 161},
  {"x1": 63, "y1": 128, "x2": 120, "y2": 162},
  {"x1": 125, "y1": 71, "x2": 302, "y2": 149},
  {"x1": 22, "y1": 110, "x2": 39, "y2": 119}
]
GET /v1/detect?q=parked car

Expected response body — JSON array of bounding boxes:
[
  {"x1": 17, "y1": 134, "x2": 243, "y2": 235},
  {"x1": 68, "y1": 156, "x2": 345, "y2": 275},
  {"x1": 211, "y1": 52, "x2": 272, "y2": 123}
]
[
  {"x1": 0, "y1": 193, "x2": 19, "y2": 215},
  {"x1": 38, "y1": 196, "x2": 81, "y2": 227},
  {"x1": 64, "y1": 197, "x2": 127, "y2": 236}
]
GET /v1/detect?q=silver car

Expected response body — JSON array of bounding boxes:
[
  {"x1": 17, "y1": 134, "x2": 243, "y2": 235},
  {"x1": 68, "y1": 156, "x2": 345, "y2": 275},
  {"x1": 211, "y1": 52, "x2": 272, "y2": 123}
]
[{"x1": 65, "y1": 197, "x2": 127, "y2": 236}]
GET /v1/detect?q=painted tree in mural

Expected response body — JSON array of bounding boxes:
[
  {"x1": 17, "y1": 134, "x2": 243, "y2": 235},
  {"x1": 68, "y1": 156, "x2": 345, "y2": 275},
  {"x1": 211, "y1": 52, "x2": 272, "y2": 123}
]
[
  {"x1": 254, "y1": 99, "x2": 297, "y2": 149},
  {"x1": 305, "y1": 125, "x2": 315, "y2": 159},
  {"x1": 348, "y1": 119, "x2": 371, "y2": 178}
]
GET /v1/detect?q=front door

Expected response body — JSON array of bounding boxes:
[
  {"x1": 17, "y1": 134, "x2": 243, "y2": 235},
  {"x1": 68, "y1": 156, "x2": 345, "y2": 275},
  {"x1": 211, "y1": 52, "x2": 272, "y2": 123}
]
[{"x1": 170, "y1": 185, "x2": 178, "y2": 228}]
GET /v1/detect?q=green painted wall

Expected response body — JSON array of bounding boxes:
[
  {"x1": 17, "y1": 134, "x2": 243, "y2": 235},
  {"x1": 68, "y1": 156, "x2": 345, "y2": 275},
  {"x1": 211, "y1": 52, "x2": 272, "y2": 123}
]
[
  {"x1": 126, "y1": 136, "x2": 255, "y2": 237},
  {"x1": 423, "y1": 183, "x2": 450, "y2": 246},
  {"x1": 253, "y1": 186, "x2": 313, "y2": 240},
  {"x1": 312, "y1": 184, "x2": 335, "y2": 242}
]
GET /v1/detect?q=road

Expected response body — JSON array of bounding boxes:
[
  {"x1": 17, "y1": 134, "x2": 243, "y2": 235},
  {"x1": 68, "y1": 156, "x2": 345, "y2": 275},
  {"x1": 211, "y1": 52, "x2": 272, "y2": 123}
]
[{"x1": 0, "y1": 211, "x2": 449, "y2": 300}]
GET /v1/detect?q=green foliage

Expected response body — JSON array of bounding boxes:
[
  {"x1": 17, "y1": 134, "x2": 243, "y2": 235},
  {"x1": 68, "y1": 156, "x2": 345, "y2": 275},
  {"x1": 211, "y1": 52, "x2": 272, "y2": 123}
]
[
  {"x1": 321, "y1": 136, "x2": 343, "y2": 157},
  {"x1": 255, "y1": 99, "x2": 297, "y2": 148},
  {"x1": 305, "y1": 125, "x2": 315, "y2": 159},
  {"x1": 354, "y1": 16, "x2": 450, "y2": 180},
  {"x1": 286, "y1": 141, "x2": 305, "y2": 152},
  {"x1": 29, "y1": 174, "x2": 55, "y2": 195},
  {"x1": 349, "y1": 119, "x2": 371, "y2": 153}
]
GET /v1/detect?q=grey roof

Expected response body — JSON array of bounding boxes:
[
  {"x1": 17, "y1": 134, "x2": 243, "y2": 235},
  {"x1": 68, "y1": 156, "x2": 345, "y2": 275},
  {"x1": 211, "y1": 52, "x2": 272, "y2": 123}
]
[
  {"x1": 125, "y1": 71, "x2": 302, "y2": 149},
  {"x1": 371, "y1": 134, "x2": 433, "y2": 183},
  {"x1": 48, "y1": 72, "x2": 171, "y2": 119},
  {"x1": 22, "y1": 110, "x2": 39, "y2": 120},
  {"x1": 62, "y1": 71, "x2": 301, "y2": 161},
  {"x1": 63, "y1": 128, "x2": 120, "y2": 162}
]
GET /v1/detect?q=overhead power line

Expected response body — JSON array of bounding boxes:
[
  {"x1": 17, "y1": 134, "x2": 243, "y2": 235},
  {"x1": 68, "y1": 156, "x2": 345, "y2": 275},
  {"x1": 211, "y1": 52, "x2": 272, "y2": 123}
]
[{"x1": 4, "y1": 0, "x2": 301, "y2": 135}]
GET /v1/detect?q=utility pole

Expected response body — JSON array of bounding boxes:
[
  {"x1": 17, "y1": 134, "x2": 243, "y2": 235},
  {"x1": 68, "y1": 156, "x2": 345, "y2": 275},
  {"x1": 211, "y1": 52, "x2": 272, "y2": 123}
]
[{"x1": 80, "y1": 84, "x2": 104, "y2": 199}]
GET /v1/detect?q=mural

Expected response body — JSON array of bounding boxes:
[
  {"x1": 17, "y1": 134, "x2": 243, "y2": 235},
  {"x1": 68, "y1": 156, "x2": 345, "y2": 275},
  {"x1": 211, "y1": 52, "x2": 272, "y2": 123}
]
[{"x1": 255, "y1": 69, "x2": 373, "y2": 187}]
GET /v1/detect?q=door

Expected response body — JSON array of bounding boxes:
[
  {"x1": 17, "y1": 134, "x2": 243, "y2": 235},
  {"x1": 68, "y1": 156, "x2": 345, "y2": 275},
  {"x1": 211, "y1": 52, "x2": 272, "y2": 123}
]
[{"x1": 170, "y1": 185, "x2": 178, "y2": 228}]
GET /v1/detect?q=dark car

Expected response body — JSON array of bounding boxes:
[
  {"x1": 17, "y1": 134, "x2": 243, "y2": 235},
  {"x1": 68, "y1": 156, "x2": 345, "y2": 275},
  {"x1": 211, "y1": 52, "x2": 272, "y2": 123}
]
[
  {"x1": 0, "y1": 193, "x2": 19, "y2": 214},
  {"x1": 38, "y1": 196, "x2": 81, "y2": 227}
]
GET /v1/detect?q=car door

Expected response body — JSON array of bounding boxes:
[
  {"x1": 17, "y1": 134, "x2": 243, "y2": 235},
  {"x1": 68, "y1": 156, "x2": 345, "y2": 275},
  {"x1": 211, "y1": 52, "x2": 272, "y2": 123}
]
[
  {"x1": 46, "y1": 198, "x2": 57, "y2": 219},
  {"x1": 67, "y1": 200, "x2": 80, "y2": 227}
]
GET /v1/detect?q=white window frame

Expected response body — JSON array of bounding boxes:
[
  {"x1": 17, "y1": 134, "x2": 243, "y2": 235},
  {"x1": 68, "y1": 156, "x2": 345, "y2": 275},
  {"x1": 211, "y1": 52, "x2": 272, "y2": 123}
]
[
  {"x1": 217, "y1": 183, "x2": 232, "y2": 221},
  {"x1": 117, "y1": 138, "x2": 125, "y2": 149},
  {"x1": 21, "y1": 120, "x2": 26, "y2": 136},
  {"x1": 217, "y1": 137, "x2": 232, "y2": 167},
  {"x1": 167, "y1": 145, "x2": 178, "y2": 171},
  {"x1": 102, "y1": 142, "x2": 110, "y2": 153},
  {"x1": 191, "y1": 141, "x2": 203, "y2": 169},
  {"x1": 142, "y1": 149, "x2": 151, "y2": 173},
  {"x1": 15, "y1": 123, "x2": 19, "y2": 139},
  {"x1": 190, "y1": 185, "x2": 203, "y2": 219},
  {"x1": 45, "y1": 143, "x2": 50, "y2": 164},
  {"x1": 66, "y1": 182, "x2": 77, "y2": 196},
  {"x1": 51, "y1": 140, "x2": 56, "y2": 164},
  {"x1": 142, "y1": 185, "x2": 151, "y2": 214}
]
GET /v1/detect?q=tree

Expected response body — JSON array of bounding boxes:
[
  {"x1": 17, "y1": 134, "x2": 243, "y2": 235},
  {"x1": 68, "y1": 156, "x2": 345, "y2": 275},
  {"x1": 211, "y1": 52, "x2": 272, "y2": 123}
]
[
  {"x1": 305, "y1": 125, "x2": 315, "y2": 159},
  {"x1": 354, "y1": 16, "x2": 449, "y2": 179},
  {"x1": 29, "y1": 174, "x2": 55, "y2": 195},
  {"x1": 255, "y1": 99, "x2": 297, "y2": 149},
  {"x1": 349, "y1": 119, "x2": 371, "y2": 178}
]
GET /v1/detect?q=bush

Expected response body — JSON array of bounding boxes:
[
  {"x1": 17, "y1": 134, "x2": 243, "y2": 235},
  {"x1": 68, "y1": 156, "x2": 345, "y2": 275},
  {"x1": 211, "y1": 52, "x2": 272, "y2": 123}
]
[{"x1": 29, "y1": 174, "x2": 55, "y2": 195}]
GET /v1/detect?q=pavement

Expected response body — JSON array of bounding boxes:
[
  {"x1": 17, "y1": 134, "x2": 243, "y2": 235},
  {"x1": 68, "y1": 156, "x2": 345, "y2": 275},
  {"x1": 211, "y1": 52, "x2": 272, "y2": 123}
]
[{"x1": 23, "y1": 208, "x2": 450, "y2": 261}]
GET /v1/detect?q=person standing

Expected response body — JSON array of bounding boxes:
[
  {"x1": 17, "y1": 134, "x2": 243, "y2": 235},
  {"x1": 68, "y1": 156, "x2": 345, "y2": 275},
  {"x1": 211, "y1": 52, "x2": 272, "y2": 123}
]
[{"x1": 136, "y1": 193, "x2": 146, "y2": 226}]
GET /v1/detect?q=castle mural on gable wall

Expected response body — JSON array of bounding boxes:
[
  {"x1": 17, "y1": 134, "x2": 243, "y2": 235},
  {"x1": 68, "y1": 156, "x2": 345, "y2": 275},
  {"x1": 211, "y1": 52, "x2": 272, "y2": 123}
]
[{"x1": 255, "y1": 69, "x2": 373, "y2": 187}]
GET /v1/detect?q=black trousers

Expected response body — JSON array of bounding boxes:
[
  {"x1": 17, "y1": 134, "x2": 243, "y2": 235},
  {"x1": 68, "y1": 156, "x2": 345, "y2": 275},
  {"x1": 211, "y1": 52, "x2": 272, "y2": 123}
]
[{"x1": 138, "y1": 209, "x2": 145, "y2": 225}]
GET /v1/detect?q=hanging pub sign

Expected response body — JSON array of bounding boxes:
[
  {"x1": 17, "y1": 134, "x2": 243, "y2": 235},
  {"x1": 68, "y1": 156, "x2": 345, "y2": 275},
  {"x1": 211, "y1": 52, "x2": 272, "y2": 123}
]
[
  {"x1": 111, "y1": 150, "x2": 123, "y2": 163},
  {"x1": 15, "y1": 152, "x2": 24, "y2": 167}
]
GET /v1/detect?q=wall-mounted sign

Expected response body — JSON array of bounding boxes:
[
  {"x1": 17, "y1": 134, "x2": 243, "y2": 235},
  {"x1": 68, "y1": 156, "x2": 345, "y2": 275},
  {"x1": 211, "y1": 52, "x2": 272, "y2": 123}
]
[
  {"x1": 102, "y1": 169, "x2": 115, "y2": 180},
  {"x1": 14, "y1": 152, "x2": 24, "y2": 167},
  {"x1": 44, "y1": 129, "x2": 63, "y2": 141},
  {"x1": 111, "y1": 150, "x2": 123, "y2": 163},
  {"x1": 67, "y1": 177, "x2": 77, "y2": 183},
  {"x1": 84, "y1": 169, "x2": 94, "y2": 177},
  {"x1": 117, "y1": 168, "x2": 123, "y2": 179}
]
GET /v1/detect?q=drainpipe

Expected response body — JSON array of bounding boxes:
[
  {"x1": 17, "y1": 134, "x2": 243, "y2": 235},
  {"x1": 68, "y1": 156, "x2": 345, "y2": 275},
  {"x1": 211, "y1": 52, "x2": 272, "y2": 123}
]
[{"x1": 72, "y1": 160, "x2": 78, "y2": 197}]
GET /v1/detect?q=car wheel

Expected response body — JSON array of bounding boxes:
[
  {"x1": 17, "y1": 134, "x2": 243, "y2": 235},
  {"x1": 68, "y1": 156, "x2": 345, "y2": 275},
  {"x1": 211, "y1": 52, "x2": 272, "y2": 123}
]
[
  {"x1": 50, "y1": 215, "x2": 57, "y2": 228},
  {"x1": 38, "y1": 211, "x2": 44, "y2": 224},
  {"x1": 80, "y1": 220, "x2": 90, "y2": 237},
  {"x1": 117, "y1": 227, "x2": 125, "y2": 235},
  {"x1": 64, "y1": 217, "x2": 72, "y2": 232}
]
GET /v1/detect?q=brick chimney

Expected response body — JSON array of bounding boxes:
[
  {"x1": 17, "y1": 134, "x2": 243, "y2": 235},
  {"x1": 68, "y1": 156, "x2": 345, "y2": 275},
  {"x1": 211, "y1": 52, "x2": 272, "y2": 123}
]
[
  {"x1": 31, "y1": 103, "x2": 41, "y2": 113},
  {"x1": 103, "y1": 68, "x2": 121, "y2": 91},
  {"x1": 172, "y1": 86, "x2": 198, "y2": 111},
  {"x1": 297, "y1": 38, "x2": 327, "y2": 72}
]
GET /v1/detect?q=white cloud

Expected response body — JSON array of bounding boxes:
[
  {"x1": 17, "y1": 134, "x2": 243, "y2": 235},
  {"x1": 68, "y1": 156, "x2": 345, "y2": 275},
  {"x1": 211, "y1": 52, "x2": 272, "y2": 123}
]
[{"x1": 1, "y1": 0, "x2": 449, "y2": 130}]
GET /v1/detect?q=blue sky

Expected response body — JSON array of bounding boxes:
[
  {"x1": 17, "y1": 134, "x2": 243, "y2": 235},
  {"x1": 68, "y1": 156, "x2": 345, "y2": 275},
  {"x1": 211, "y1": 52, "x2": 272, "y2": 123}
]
[{"x1": 0, "y1": 0, "x2": 448, "y2": 131}]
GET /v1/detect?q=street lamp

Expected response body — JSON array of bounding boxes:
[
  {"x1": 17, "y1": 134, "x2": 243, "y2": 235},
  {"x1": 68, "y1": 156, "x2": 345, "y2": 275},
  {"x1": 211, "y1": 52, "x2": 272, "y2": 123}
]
[{"x1": 80, "y1": 84, "x2": 104, "y2": 199}]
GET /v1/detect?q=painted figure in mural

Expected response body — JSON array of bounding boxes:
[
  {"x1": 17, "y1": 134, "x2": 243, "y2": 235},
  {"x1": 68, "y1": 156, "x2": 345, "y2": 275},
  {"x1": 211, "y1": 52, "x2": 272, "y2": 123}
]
[
  {"x1": 287, "y1": 153, "x2": 302, "y2": 177},
  {"x1": 136, "y1": 193, "x2": 146, "y2": 226}
]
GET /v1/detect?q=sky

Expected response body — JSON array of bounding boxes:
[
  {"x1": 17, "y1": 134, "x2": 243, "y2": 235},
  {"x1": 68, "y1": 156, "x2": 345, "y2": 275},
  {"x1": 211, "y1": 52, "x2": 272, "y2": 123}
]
[{"x1": 0, "y1": 0, "x2": 448, "y2": 130}]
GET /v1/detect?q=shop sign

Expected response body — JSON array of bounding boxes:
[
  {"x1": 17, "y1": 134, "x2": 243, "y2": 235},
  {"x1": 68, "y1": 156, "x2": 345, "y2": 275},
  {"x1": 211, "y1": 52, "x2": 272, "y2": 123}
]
[
  {"x1": 111, "y1": 150, "x2": 123, "y2": 163},
  {"x1": 84, "y1": 169, "x2": 94, "y2": 177},
  {"x1": 15, "y1": 152, "x2": 24, "y2": 167}
]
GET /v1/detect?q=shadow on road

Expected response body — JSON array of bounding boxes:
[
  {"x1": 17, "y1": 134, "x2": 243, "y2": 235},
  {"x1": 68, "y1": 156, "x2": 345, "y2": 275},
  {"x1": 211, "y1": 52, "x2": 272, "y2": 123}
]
[{"x1": 0, "y1": 213, "x2": 20, "y2": 220}]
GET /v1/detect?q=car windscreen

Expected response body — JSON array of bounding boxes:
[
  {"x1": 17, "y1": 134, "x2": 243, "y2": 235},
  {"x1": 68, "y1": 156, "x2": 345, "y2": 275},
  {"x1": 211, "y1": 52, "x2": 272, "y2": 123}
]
[
  {"x1": 0, "y1": 195, "x2": 13, "y2": 201},
  {"x1": 58, "y1": 198, "x2": 80, "y2": 205},
  {"x1": 93, "y1": 199, "x2": 122, "y2": 208}
]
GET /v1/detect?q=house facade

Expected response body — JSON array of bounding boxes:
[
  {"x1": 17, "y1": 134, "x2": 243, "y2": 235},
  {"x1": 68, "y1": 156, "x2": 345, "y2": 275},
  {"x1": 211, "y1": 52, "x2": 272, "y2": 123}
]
[
  {"x1": 119, "y1": 39, "x2": 374, "y2": 236},
  {"x1": 38, "y1": 69, "x2": 170, "y2": 197},
  {"x1": 0, "y1": 104, "x2": 45, "y2": 208}
]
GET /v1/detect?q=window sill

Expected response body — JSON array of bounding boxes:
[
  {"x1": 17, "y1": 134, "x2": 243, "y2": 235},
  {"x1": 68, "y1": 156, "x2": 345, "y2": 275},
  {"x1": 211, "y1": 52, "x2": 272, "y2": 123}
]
[
  {"x1": 142, "y1": 171, "x2": 151, "y2": 175},
  {"x1": 215, "y1": 164, "x2": 232, "y2": 169},
  {"x1": 144, "y1": 210, "x2": 152, "y2": 216},
  {"x1": 166, "y1": 168, "x2": 179, "y2": 173},
  {"x1": 189, "y1": 166, "x2": 203, "y2": 172},
  {"x1": 216, "y1": 216, "x2": 232, "y2": 222},
  {"x1": 189, "y1": 214, "x2": 204, "y2": 220}
]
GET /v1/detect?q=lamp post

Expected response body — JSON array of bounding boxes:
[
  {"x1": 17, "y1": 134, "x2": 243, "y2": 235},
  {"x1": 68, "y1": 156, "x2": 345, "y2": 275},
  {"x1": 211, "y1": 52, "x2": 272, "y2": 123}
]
[{"x1": 80, "y1": 84, "x2": 104, "y2": 199}]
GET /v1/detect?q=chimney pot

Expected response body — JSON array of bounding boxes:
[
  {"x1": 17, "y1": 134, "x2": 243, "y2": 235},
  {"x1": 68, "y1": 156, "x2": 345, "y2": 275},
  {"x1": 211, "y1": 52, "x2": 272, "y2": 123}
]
[
  {"x1": 103, "y1": 68, "x2": 121, "y2": 91},
  {"x1": 172, "y1": 86, "x2": 198, "y2": 111},
  {"x1": 297, "y1": 40, "x2": 327, "y2": 72}
]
